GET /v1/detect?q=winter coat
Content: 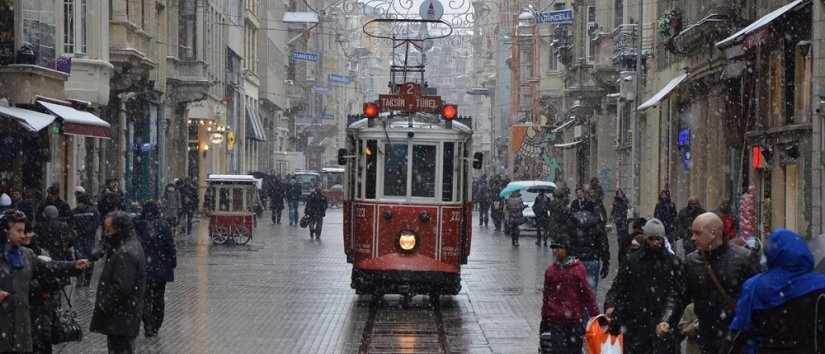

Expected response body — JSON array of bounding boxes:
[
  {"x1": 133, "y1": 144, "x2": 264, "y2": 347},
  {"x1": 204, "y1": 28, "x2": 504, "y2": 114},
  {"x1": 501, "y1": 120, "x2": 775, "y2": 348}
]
[
  {"x1": 476, "y1": 181, "x2": 491, "y2": 205},
  {"x1": 39, "y1": 196, "x2": 72, "y2": 220},
  {"x1": 71, "y1": 203, "x2": 100, "y2": 241},
  {"x1": 162, "y1": 187, "x2": 181, "y2": 219},
  {"x1": 179, "y1": 183, "x2": 198, "y2": 212},
  {"x1": 505, "y1": 195, "x2": 525, "y2": 220},
  {"x1": 90, "y1": 234, "x2": 146, "y2": 337},
  {"x1": 546, "y1": 198, "x2": 574, "y2": 237},
  {"x1": 541, "y1": 258, "x2": 599, "y2": 326},
  {"x1": 34, "y1": 218, "x2": 76, "y2": 288},
  {"x1": 654, "y1": 198, "x2": 678, "y2": 239},
  {"x1": 570, "y1": 198, "x2": 595, "y2": 214},
  {"x1": 611, "y1": 197, "x2": 629, "y2": 234},
  {"x1": 304, "y1": 192, "x2": 328, "y2": 217},
  {"x1": 570, "y1": 211, "x2": 609, "y2": 264},
  {"x1": 532, "y1": 193, "x2": 550, "y2": 222},
  {"x1": 605, "y1": 243, "x2": 686, "y2": 352},
  {"x1": 677, "y1": 205, "x2": 705, "y2": 241},
  {"x1": 136, "y1": 218, "x2": 177, "y2": 282},
  {"x1": 15, "y1": 198, "x2": 39, "y2": 224},
  {"x1": 684, "y1": 242, "x2": 760, "y2": 354},
  {"x1": 269, "y1": 182, "x2": 285, "y2": 210},
  {"x1": 98, "y1": 189, "x2": 126, "y2": 217},
  {"x1": 287, "y1": 182, "x2": 302, "y2": 202},
  {"x1": 0, "y1": 245, "x2": 78, "y2": 352},
  {"x1": 28, "y1": 243, "x2": 63, "y2": 346}
]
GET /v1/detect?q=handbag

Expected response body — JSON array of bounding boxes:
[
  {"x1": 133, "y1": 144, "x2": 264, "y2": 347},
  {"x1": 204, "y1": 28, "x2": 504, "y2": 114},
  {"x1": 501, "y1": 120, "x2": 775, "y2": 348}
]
[
  {"x1": 299, "y1": 214, "x2": 311, "y2": 228},
  {"x1": 51, "y1": 289, "x2": 83, "y2": 344},
  {"x1": 585, "y1": 315, "x2": 624, "y2": 354}
]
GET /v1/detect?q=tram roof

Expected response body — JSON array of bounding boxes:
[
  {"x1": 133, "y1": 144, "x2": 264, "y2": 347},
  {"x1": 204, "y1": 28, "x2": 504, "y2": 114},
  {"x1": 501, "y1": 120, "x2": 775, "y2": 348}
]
[{"x1": 347, "y1": 115, "x2": 471, "y2": 134}]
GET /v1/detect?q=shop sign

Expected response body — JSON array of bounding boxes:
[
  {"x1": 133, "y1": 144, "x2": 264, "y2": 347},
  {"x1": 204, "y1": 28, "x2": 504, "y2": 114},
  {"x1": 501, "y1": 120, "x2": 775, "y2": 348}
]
[{"x1": 743, "y1": 28, "x2": 770, "y2": 50}]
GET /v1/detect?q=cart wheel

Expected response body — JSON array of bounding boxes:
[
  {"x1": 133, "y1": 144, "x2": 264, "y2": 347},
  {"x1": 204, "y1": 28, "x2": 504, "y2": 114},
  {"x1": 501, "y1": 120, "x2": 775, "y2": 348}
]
[
  {"x1": 211, "y1": 227, "x2": 228, "y2": 245},
  {"x1": 233, "y1": 225, "x2": 252, "y2": 245}
]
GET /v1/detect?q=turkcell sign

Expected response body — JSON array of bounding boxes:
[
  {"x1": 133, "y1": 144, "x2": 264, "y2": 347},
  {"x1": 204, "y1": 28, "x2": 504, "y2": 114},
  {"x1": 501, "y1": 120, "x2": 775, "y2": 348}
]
[
  {"x1": 328, "y1": 74, "x2": 352, "y2": 85},
  {"x1": 292, "y1": 51, "x2": 319, "y2": 62},
  {"x1": 535, "y1": 9, "x2": 574, "y2": 25}
]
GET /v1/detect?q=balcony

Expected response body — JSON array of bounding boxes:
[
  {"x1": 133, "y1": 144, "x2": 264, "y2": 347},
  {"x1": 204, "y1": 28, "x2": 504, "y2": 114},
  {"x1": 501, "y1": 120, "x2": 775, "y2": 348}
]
[
  {"x1": 667, "y1": 12, "x2": 735, "y2": 56},
  {"x1": 612, "y1": 24, "x2": 639, "y2": 69},
  {"x1": 0, "y1": 64, "x2": 68, "y2": 105},
  {"x1": 166, "y1": 58, "x2": 210, "y2": 104}
]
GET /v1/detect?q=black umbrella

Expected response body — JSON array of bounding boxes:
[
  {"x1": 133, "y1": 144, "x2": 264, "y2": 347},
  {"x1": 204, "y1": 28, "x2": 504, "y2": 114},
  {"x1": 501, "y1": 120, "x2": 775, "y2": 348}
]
[{"x1": 526, "y1": 185, "x2": 554, "y2": 193}]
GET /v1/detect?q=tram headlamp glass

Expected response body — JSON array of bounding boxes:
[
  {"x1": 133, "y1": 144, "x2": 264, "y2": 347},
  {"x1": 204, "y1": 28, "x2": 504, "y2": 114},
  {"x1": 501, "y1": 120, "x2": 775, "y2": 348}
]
[{"x1": 398, "y1": 231, "x2": 417, "y2": 252}]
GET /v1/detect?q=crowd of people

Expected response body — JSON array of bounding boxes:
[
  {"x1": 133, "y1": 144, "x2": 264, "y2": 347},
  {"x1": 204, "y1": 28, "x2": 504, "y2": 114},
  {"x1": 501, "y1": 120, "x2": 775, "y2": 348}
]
[
  {"x1": 262, "y1": 175, "x2": 328, "y2": 239},
  {"x1": 0, "y1": 179, "x2": 184, "y2": 353}
]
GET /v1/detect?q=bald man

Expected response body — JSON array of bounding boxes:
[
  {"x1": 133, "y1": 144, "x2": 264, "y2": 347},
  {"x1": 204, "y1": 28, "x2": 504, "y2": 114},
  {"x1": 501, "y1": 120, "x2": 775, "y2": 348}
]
[{"x1": 681, "y1": 212, "x2": 760, "y2": 354}]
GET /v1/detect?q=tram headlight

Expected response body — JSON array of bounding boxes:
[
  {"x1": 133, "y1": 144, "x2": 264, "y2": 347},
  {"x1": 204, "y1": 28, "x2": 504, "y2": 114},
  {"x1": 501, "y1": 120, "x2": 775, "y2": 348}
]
[{"x1": 398, "y1": 231, "x2": 417, "y2": 252}]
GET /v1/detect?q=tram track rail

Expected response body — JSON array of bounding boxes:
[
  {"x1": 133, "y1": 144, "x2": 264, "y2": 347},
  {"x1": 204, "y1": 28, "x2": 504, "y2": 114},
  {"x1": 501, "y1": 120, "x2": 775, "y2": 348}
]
[{"x1": 358, "y1": 296, "x2": 451, "y2": 353}]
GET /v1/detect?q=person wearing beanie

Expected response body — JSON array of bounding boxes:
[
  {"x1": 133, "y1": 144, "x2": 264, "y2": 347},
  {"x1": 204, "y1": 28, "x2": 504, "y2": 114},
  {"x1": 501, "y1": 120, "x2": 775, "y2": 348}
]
[
  {"x1": 605, "y1": 217, "x2": 686, "y2": 353},
  {"x1": 540, "y1": 234, "x2": 599, "y2": 353},
  {"x1": 0, "y1": 193, "x2": 11, "y2": 211},
  {"x1": 34, "y1": 205, "x2": 77, "y2": 287}
]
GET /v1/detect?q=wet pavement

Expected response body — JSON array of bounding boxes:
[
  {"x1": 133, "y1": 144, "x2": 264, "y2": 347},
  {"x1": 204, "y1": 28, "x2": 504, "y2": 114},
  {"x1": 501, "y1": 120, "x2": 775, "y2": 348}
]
[{"x1": 57, "y1": 209, "x2": 618, "y2": 353}]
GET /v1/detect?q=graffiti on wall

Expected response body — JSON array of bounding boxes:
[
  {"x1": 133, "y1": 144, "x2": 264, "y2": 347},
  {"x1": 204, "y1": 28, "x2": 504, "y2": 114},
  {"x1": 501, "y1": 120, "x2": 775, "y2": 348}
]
[{"x1": 511, "y1": 125, "x2": 563, "y2": 181}]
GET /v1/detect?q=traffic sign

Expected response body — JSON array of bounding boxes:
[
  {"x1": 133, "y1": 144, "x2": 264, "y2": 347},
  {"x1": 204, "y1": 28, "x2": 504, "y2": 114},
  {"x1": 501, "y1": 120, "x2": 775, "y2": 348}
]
[
  {"x1": 535, "y1": 9, "x2": 574, "y2": 25},
  {"x1": 419, "y1": 0, "x2": 444, "y2": 21}
]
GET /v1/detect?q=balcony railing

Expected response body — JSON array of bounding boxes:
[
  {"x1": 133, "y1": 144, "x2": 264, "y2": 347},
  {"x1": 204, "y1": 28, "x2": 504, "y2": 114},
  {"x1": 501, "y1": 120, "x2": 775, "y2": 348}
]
[{"x1": 612, "y1": 24, "x2": 639, "y2": 69}]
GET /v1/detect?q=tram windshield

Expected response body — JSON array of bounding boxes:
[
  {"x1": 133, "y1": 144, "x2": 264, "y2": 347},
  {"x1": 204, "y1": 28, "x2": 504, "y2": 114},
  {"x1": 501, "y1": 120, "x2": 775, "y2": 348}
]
[{"x1": 383, "y1": 144, "x2": 408, "y2": 197}]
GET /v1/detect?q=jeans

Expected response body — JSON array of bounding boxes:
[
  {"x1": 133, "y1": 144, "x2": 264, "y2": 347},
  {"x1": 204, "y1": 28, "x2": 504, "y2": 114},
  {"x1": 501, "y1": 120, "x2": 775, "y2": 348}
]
[
  {"x1": 143, "y1": 279, "x2": 167, "y2": 335},
  {"x1": 106, "y1": 335, "x2": 136, "y2": 354},
  {"x1": 478, "y1": 203, "x2": 490, "y2": 226},
  {"x1": 178, "y1": 209, "x2": 193, "y2": 234},
  {"x1": 288, "y1": 201, "x2": 299, "y2": 225},
  {"x1": 581, "y1": 260, "x2": 601, "y2": 297},
  {"x1": 271, "y1": 207, "x2": 283, "y2": 224}
]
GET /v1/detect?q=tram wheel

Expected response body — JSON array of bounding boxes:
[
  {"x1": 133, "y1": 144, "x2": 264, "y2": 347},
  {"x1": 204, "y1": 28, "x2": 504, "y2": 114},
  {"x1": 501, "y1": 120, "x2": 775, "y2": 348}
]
[{"x1": 233, "y1": 225, "x2": 252, "y2": 245}]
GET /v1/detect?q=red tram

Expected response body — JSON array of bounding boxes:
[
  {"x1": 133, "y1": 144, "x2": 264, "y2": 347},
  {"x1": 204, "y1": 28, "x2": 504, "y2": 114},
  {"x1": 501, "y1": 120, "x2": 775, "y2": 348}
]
[{"x1": 339, "y1": 114, "x2": 480, "y2": 298}]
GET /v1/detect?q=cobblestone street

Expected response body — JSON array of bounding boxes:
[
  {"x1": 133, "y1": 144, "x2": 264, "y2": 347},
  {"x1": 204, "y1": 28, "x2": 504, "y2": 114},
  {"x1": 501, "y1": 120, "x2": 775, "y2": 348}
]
[{"x1": 57, "y1": 209, "x2": 616, "y2": 353}]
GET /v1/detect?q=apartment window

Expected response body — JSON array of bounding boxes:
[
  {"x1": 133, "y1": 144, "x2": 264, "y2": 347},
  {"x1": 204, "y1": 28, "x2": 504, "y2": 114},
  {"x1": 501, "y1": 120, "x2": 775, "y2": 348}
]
[
  {"x1": 548, "y1": 46, "x2": 558, "y2": 72},
  {"x1": 22, "y1": 1, "x2": 57, "y2": 67},
  {"x1": 587, "y1": 6, "x2": 596, "y2": 63},
  {"x1": 614, "y1": 0, "x2": 623, "y2": 26},
  {"x1": 179, "y1": 0, "x2": 196, "y2": 59}
]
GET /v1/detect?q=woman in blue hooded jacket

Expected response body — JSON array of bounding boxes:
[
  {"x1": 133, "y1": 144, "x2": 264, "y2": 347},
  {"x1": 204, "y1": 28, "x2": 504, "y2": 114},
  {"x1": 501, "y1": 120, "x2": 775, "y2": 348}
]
[{"x1": 722, "y1": 229, "x2": 825, "y2": 354}]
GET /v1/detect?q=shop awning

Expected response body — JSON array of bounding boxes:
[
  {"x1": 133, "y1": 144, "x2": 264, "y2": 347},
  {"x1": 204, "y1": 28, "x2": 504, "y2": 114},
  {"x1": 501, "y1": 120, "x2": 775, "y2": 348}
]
[
  {"x1": 554, "y1": 140, "x2": 583, "y2": 148},
  {"x1": 0, "y1": 105, "x2": 56, "y2": 132},
  {"x1": 246, "y1": 110, "x2": 267, "y2": 141},
  {"x1": 637, "y1": 72, "x2": 688, "y2": 111},
  {"x1": 716, "y1": 0, "x2": 810, "y2": 48},
  {"x1": 37, "y1": 101, "x2": 111, "y2": 139}
]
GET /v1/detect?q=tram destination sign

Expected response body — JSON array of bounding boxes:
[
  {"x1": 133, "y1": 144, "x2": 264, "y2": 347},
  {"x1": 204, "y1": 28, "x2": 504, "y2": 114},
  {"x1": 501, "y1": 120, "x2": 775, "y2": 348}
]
[{"x1": 378, "y1": 94, "x2": 442, "y2": 113}]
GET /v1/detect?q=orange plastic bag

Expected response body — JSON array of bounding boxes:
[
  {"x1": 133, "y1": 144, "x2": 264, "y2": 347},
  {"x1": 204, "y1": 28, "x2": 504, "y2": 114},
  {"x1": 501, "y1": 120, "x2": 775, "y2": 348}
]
[{"x1": 584, "y1": 315, "x2": 624, "y2": 354}]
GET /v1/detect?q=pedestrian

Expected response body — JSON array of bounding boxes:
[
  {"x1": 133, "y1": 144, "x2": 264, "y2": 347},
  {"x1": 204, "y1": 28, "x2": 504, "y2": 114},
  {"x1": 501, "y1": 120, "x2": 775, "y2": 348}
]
[
  {"x1": 39, "y1": 185, "x2": 72, "y2": 220},
  {"x1": 0, "y1": 209, "x2": 89, "y2": 353},
  {"x1": 90, "y1": 211, "x2": 146, "y2": 354},
  {"x1": 604, "y1": 218, "x2": 685, "y2": 354},
  {"x1": 720, "y1": 229, "x2": 825, "y2": 354},
  {"x1": 570, "y1": 188, "x2": 595, "y2": 213},
  {"x1": 269, "y1": 176, "x2": 286, "y2": 224},
  {"x1": 505, "y1": 190, "x2": 525, "y2": 246},
  {"x1": 15, "y1": 188, "x2": 40, "y2": 226},
  {"x1": 571, "y1": 209, "x2": 610, "y2": 296},
  {"x1": 22, "y1": 220, "x2": 63, "y2": 354},
  {"x1": 490, "y1": 176, "x2": 506, "y2": 232},
  {"x1": 684, "y1": 212, "x2": 760, "y2": 354},
  {"x1": 177, "y1": 178, "x2": 197, "y2": 235},
  {"x1": 135, "y1": 202, "x2": 176, "y2": 338},
  {"x1": 654, "y1": 189, "x2": 678, "y2": 244},
  {"x1": 677, "y1": 196, "x2": 705, "y2": 255},
  {"x1": 286, "y1": 177, "x2": 302, "y2": 226},
  {"x1": 611, "y1": 189, "x2": 631, "y2": 264},
  {"x1": 161, "y1": 183, "x2": 181, "y2": 236},
  {"x1": 71, "y1": 192, "x2": 100, "y2": 287},
  {"x1": 589, "y1": 177, "x2": 607, "y2": 222},
  {"x1": 98, "y1": 178, "x2": 126, "y2": 221},
  {"x1": 532, "y1": 189, "x2": 550, "y2": 246},
  {"x1": 715, "y1": 200, "x2": 738, "y2": 241},
  {"x1": 539, "y1": 235, "x2": 599, "y2": 354},
  {"x1": 304, "y1": 187, "x2": 328, "y2": 239},
  {"x1": 738, "y1": 185, "x2": 757, "y2": 240},
  {"x1": 34, "y1": 206, "x2": 77, "y2": 287},
  {"x1": 477, "y1": 175, "x2": 491, "y2": 228},
  {"x1": 542, "y1": 189, "x2": 572, "y2": 247},
  {"x1": 627, "y1": 217, "x2": 648, "y2": 254}
]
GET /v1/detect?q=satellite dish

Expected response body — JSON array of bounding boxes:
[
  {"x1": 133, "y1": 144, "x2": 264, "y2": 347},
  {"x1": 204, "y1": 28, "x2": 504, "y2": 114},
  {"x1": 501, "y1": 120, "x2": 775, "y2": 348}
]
[{"x1": 419, "y1": 0, "x2": 444, "y2": 21}]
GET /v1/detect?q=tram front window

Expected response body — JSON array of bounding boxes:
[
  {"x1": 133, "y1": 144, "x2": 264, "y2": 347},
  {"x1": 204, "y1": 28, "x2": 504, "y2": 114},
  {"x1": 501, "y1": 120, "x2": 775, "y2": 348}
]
[
  {"x1": 412, "y1": 145, "x2": 436, "y2": 197},
  {"x1": 383, "y1": 143, "x2": 408, "y2": 197}
]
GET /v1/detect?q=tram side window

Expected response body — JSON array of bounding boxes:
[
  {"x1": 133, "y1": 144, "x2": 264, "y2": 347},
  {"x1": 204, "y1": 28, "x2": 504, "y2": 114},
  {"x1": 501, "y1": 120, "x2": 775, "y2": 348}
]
[
  {"x1": 356, "y1": 140, "x2": 363, "y2": 199},
  {"x1": 232, "y1": 188, "x2": 244, "y2": 211},
  {"x1": 411, "y1": 145, "x2": 436, "y2": 198},
  {"x1": 219, "y1": 188, "x2": 231, "y2": 211},
  {"x1": 442, "y1": 142, "x2": 455, "y2": 201},
  {"x1": 366, "y1": 140, "x2": 377, "y2": 199},
  {"x1": 383, "y1": 143, "x2": 408, "y2": 197}
]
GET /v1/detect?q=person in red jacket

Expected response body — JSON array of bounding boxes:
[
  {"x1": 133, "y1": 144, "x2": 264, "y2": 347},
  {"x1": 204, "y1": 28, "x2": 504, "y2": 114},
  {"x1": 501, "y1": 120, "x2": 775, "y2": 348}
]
[{"x1": 540, "y1": 234, "x2": 600, "y2": 353}]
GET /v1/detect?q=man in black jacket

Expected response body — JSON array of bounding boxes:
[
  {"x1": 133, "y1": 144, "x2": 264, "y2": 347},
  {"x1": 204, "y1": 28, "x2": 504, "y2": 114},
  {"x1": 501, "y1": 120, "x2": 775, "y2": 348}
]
[
  {"x1": 682, "y1": 212, "x2": 760, "y2": 354},
  {"x1": 39, "y1": 185, "x2": 72, "y2": 220},
  {"x1": 676, "y1": 197, "x2": 705, "y2": 255},
  {"x1": 135, "y1": 202, "x2": 176, "y2": 338},
  {"x1": 532, "y1": 190, "x2": 550, "y2": 246},
  {"x1": 35, "y1": 206, "x2": 76, "y2": 288},
  {"x1": 570, "y1": 210, "x2": 610, "y2": 297},
  {"x1": 286, "y1": 177, "x2": 302, "y2": 226},
  {"x1": 71, "y1": 192, "x2": 100, "y2": 287},
  {"x1": 90, "y1": 211, "x2": 146, "y2": 354},
  {"x1": 304, "y1": 188, "x2": 328, "y2": 239},
  {"x1": 605, "y1": 218, "x2": 685, "y2": 354}
]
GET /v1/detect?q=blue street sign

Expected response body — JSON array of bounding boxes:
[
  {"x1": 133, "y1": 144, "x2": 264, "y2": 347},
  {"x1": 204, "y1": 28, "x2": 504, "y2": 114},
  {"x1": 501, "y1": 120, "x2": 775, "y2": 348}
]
[
  {"x1": 535, "y1": 9, "x2": 574, "y2": 25},
  {"x1": 328, "y1": 74, "x2": 352, "y2": 85},
  {"x1": 291, "y1": 51, "x2": 319, "y2": 63},
  {"x1": 312, "y1": 85, "x2": 332, "y2": 95},
  {"x1": 321, "y1": 112, "x2": 335, "y2": 120}
]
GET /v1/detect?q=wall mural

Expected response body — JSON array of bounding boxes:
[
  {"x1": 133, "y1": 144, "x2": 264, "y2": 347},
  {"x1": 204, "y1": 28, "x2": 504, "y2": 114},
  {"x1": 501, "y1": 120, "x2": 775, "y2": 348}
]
[{"x1": 511, "y1": 125, "x2": 563, "y2": 181}]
